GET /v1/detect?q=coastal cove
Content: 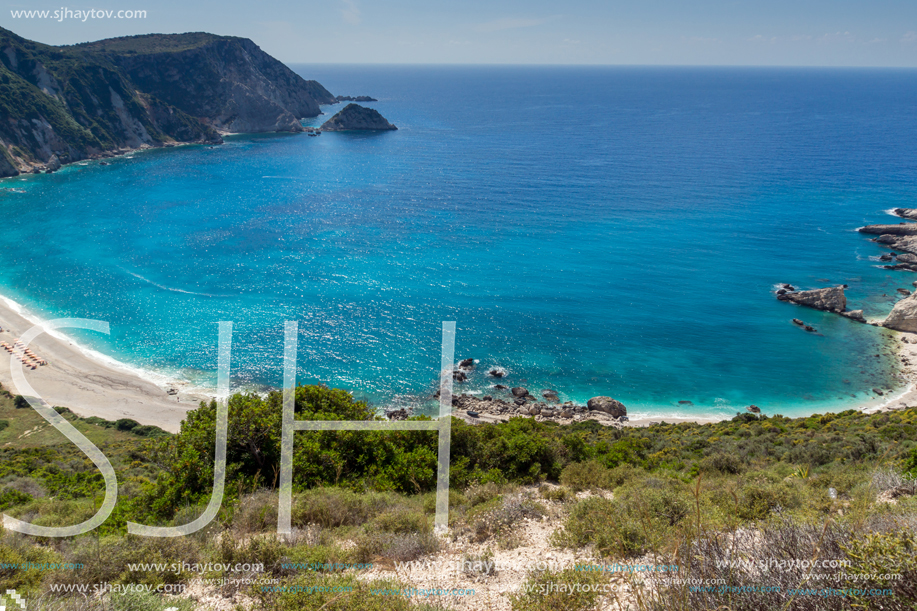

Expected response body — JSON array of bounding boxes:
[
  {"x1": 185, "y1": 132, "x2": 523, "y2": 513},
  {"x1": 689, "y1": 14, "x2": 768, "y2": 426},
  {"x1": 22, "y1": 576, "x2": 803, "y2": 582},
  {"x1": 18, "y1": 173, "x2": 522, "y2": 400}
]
[{"x1": 1, "y1": 66, "x2": 917, "y2": 422}]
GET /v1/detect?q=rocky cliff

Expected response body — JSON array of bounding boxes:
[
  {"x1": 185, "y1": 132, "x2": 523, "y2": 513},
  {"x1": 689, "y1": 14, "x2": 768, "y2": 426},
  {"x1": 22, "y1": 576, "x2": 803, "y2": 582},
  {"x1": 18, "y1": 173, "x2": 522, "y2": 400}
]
[
  {"x1": 882, "y1": 291, "x2": 917, "y2": 332},
  {"x1": 320, "y1": 103, "x2": 397, "y2": 131},
  {"x1": 0, "y1": 28, "x2": 335, "y2": 176}
]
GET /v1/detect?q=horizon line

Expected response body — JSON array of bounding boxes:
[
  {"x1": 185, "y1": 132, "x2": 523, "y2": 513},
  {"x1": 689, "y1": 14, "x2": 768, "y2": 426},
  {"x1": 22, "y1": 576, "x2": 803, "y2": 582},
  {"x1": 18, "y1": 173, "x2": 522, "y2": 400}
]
[{"x1": 284, "y1": 62, "x2": 917, "y2": 70}]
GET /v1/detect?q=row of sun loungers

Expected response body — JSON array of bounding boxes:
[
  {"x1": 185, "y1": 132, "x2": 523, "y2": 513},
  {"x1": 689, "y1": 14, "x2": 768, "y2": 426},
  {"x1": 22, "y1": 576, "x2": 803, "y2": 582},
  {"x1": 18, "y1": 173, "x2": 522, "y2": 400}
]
[{"x1": 1, "y1": 340, "x2": 47, "y2": 370}]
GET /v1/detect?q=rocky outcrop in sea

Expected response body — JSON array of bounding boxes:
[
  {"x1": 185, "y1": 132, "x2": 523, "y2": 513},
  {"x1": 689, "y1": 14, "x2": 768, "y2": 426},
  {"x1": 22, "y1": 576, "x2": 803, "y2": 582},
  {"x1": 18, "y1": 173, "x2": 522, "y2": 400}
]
[
  {"x1": 334, "y1": 95, "x2": 378, "y2": 103},
  {"x1": 320, "y1": 104, "x2": 397, "y2": 131},
  {"x1": 776, "y1": 285, "x2": 866, "y2": 322}
]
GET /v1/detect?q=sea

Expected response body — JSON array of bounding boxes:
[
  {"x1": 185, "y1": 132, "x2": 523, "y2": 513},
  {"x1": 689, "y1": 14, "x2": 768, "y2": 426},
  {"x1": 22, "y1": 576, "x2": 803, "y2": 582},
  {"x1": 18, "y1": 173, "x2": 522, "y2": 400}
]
[{"x1": 1, "y1": 65, "x2": 916, "y2": 420}]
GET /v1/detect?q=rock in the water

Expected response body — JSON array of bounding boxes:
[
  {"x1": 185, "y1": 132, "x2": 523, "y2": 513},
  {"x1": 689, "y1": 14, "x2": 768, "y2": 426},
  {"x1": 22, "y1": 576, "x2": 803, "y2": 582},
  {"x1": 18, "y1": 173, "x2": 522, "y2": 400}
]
[
  {"x1": 874, "y1": 234, "x2": 917, "y2": 256},
  {"x1": 511, "y1": 387, "x2": 529, "y2": 397},
  {"x1": 494, "y1": 384, "x2": 508, "y2": 390},
  {"x1": 882, "y1": 291, "x2": 917, "y2": 332},
  {"x1": 334, "y1": 95, "x2": 378, "y2": 103},
  {"x1": 792, "y1": 318, "x2": 805, "y2": 326},
  {"x1": 899, "y1": 288, "x2": 912, "y2": 296},
  {"x1": 859, "y1": 224, "x2": 917, "y2": 236},
  {"x1": 489, "y1": 369, "x2": 505, "y2": 378},
  {"x1": 458, "y1": 358, "x2": 475, "y2": 369},
  {"x1": 778, "y1": 286, "x2": 847, "y2": 313},
  {"x1": 879, "y1": 253, "x2": 895, "y2": 261},
  {"x1": 873, "y1": 388, "x2": 884, "y2": 396},
  {"x1": 894, "y1": 208, "x2": 917, "y2": 221},
  {"x1": 47, "y1": 154, "x2": 61, "y2": 172},
  {"x1": 678, "y1": 400, "x2": 693, "y2": 405},
  {"x1": 804, "y1": 325, "x2": 816, "y2": 332},
  {"x1": 453, "y1": 370, "x2": 467, "y2": 382},
  {"x1": 746, "y1": 405, "x2": 761, "y2": 414},
  {"x1": 482, "y1": 395, "x2": 492, "y2": 401},
  {"x1": 840, "y1": 310, "x2": 866, "y2": 323},
  {"x1": 320, "y1": 103, "x2": 397, "y2": 131},
  {"x1": 386, "y1": 408, "x2": 409, "y2": 421},
  {"x1": 586, "y1": 396, "x2": 627, "y2": 419}
]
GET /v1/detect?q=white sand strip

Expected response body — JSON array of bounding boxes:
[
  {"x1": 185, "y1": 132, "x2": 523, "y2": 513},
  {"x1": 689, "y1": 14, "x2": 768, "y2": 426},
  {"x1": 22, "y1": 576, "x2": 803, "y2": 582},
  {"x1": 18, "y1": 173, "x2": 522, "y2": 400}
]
[{"x1": 0, "y1": 295, "x2": 211, "y2": 433}]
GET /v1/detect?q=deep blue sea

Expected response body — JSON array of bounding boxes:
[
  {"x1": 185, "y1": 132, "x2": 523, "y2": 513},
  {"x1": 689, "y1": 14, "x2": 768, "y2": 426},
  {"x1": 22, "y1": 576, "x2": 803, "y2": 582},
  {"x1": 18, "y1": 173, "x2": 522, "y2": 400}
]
[{"x1": 2, "y1": 66, "x2": 917, "y2": 420}]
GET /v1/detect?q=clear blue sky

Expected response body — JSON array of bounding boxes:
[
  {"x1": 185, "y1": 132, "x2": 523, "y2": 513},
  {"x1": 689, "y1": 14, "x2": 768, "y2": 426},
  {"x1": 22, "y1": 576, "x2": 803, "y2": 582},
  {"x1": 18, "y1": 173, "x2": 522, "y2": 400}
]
[{"x1": 4, "y1": 0, "x2": 917, "y2": 66}]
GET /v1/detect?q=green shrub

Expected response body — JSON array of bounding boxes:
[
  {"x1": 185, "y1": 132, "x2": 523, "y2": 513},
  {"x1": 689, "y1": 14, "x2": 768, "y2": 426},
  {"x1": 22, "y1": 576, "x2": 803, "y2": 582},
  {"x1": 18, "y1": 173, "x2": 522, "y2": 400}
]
[
  {"x1": 559, "y1": 460, "x2": 612, "y2": 492},
  {"x1": 256, "y1": 573, "x2": 448, "y2": 611},
  {"x1": 352, "y1": 531, "x2": 440, "y2": 564},
  {"x1": 115, "y1": 419, "x2": 140, "y2": 431},
  {"x1": 842, "y1": 529, "x2": 917, "y2": 604},
  {"x1": 734, "y1": 481, "x2": 801, "y2": 521},
  {"x1": 905, "y1": 447, "x2": 917, "y2": 477},
  {"x1": 700, "y1": 452, "x2": 743, "y2": 474},
  {"x1": 509, "y1": 567, "x2": 609, "y2": 611}
]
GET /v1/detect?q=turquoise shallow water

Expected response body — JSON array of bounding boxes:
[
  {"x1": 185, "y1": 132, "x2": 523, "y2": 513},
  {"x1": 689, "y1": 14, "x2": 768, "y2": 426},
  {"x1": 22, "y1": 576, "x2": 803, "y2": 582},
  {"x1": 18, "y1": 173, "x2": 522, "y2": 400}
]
[{"x1": 1, "y1": 66, "x2": 916, "y2": 420}]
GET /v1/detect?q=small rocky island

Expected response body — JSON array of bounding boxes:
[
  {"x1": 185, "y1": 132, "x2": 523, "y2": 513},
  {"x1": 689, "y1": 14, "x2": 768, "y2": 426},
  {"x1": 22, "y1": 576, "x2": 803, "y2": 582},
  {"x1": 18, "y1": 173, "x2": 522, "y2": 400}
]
[
  {"x1": 334, "y1": 95, "x2": 378, "y2": 103},
  {"x1": 320, "y1": 104, "x2": 397, "y2": 131}
]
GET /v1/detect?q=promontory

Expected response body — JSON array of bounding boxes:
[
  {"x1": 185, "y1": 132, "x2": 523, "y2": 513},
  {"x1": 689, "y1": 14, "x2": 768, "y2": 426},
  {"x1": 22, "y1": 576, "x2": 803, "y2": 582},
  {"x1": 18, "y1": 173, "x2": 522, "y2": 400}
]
[{"x1": 0, "y1": 27, "x2": 336, "y2": 176}]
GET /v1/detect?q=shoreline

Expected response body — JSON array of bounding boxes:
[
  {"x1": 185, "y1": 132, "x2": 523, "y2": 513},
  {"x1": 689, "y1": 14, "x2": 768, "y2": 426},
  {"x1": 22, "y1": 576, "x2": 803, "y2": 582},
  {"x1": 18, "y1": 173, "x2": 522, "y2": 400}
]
[
  {"x1": 0, "y1": 290, "x2": 909, "y2": 434},
  {"x1": 0, "y1": 293, "x2": 212, "y2": 433}
]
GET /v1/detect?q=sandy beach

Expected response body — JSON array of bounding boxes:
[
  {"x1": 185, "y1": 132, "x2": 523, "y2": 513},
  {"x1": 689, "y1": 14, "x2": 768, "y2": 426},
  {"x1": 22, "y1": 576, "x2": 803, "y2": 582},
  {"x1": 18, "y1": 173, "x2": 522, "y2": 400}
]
[{"x1": 0, "y1": 295, "x2": 210, "y2": 433}]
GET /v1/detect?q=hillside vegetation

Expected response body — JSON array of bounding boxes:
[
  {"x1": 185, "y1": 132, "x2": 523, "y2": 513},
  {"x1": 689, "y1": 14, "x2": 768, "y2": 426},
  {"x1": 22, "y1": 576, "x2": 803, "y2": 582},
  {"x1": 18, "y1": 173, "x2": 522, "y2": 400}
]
[{"x1": 0, "y1": 385, "x2": 914, "y2": 610}]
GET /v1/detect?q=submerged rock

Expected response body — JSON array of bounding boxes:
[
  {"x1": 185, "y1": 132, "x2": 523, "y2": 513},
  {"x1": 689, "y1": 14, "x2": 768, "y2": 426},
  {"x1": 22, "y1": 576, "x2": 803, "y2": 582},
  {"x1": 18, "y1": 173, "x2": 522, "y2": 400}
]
[
  {"x1": 320, "y1": 103, "x2": 397, "y2": 131},
  {"x1": 777, "y1": 285, "x2": 847, "y2": 313}
]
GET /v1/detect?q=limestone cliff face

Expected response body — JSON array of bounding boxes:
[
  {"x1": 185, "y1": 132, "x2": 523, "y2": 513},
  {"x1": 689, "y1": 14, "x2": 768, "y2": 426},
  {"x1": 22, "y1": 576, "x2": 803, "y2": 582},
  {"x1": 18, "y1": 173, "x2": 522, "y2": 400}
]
[
  {"x1": 0, "y1": 28, "x2": 334, "y2": 176},
  {"x1": 883, "y1": 292, "x2": 917, "y2": 332},
  {"x1": 320, "y1": 104, "x2": 397, "y2": 131},
  {"x1": 98, "y1": 35, "x2": 335, "y2": 133}
]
